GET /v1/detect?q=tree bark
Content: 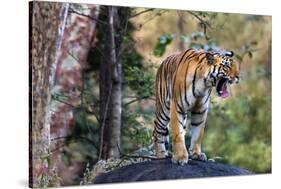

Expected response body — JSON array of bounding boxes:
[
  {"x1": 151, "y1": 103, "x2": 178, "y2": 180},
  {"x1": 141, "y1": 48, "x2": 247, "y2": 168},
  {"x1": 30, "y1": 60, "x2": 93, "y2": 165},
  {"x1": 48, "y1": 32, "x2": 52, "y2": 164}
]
[
  {"x1": 107, "y1": 6, "x2": 122, "y2": 158},
  {"x1": 177, "y1": 11, "x2": 185, "y2": 50},
  {"x1": 99, "y1": 6, "x2": 122, "y2": 159},
  {"x1": 29, "y1": 1, "x2": 68, "y2": 187}
]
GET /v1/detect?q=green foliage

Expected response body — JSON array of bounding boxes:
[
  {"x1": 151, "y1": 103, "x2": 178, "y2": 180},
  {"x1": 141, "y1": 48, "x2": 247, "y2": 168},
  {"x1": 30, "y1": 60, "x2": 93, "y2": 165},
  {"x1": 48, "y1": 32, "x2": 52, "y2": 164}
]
[
  {"x1": 121, "y1": 108, "x2": 154, "y2": 153},
  {"x1": 153, "y1": 34, "x2": 174, "y2": 57},
  {"x1": 123, "y1": 66, "x2": 155, "y2": 98},
  {"x1": 119, "y1": 12, "x2": 157, "y2": 155},
  {"x1": 153, "y1": 32, "x2": 222, "y2": 56},
  {"x1": 204, "y1": 64, "x2": 271, "y2": 173}
]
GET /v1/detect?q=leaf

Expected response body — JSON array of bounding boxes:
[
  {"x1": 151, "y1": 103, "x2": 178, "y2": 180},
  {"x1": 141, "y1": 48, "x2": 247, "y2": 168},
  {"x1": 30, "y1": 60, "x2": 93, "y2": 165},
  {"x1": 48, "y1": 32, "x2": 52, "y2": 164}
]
[
  {"x1": 235, "y1": 54, "x2": 243, "y2": 61},
  {"x1": 190, "y1": 42, "x2": 204, "y2": 49},
  {"x1": 180, "y1": 35, "x2": 190, "y2": 44},
  {"x1": 153, "y1": 34, "x2": 174, "y2": 57},
  {"x1": 191, "y1": 32, "x2": 205, "y2": 40}
]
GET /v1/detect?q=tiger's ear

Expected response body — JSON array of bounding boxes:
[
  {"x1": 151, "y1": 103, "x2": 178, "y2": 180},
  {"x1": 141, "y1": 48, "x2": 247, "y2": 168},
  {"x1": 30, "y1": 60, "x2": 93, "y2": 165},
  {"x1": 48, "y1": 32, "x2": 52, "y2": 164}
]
[
  {"x1": 225, "y1": 51, "x2": 234, "y2": 57},
  {"x1": 206, "y1": 52, "x2": 214, "y2": 64}
]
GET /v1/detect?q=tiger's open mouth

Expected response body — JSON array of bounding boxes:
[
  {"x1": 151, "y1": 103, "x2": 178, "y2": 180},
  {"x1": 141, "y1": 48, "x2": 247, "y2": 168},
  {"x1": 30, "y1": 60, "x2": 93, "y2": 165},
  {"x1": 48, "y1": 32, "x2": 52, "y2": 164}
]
[{"x1": 216, "y1": 78, "x2": 229, "y2": 98}]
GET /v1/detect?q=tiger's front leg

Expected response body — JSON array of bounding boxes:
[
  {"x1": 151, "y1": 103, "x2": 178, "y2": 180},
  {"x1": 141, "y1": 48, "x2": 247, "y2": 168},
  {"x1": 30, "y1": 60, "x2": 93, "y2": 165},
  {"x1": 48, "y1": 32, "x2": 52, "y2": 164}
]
[
  {"x1": 170, "y1": 100, "x2": 189, "y2": 165},
  {"x1": 189, "y1": 107, "x2": 209, "y2": 161},
  {"x1": 153, "y1": 104, "x2": 170, "y2": 158}
]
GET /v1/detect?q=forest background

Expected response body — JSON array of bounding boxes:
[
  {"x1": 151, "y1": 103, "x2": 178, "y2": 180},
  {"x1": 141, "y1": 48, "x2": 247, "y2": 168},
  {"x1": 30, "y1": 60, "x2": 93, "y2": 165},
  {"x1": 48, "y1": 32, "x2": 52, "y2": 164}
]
[{"x1": 30, "y1": 1, "x2": 271, "y2": 187}]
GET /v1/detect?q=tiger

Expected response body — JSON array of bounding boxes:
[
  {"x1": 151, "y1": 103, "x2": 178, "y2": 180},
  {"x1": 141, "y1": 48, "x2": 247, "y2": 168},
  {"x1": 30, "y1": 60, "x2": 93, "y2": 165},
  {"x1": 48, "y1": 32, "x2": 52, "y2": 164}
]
[{"x1": 153, "y1": 48, "x2": 240, "y2": 165}]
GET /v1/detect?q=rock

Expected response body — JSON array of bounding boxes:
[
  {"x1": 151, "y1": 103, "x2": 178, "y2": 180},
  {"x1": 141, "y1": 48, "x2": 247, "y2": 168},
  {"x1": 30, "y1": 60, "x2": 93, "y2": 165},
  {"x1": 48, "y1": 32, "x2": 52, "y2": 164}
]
[{"x1": 94, "y1": 159, "x2": 251, "y2": 184}]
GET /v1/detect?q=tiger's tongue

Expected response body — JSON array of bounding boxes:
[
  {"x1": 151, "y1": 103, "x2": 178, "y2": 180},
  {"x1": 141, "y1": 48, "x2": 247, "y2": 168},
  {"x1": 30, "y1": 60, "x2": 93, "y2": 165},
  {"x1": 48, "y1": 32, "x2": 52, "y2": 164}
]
[{"x1": 219, "y1": 82, "x2": 229, "y2": 98}]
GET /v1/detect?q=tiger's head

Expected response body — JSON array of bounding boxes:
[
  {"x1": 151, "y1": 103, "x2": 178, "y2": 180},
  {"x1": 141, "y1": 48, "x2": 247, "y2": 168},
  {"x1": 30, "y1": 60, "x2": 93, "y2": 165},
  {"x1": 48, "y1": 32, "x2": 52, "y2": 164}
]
[{"x1": 205, "y1": 51, "x2": 240, "y2": 98}]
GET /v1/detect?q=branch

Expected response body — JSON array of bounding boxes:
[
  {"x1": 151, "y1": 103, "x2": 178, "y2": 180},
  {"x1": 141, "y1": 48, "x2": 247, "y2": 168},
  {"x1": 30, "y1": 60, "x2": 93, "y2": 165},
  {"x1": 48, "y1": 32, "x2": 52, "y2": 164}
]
[
  {"x1": 51, "y1": 135, "x2": 99, "y2": 150},
  {"x1": 66, "y1": 50, "x2": 82, "y2": 64},
  {"x1": 52, "y1": 95, "x2": 77, "y2": 108},
  {"x1": 124, "y1": 96, "x2": 155, "y2": 107},
  {"x1": 187, "y1": 10, "x2": 212, "y2": 34},
  {"x1": 129, "y1": 8, "x2": 154, "y2": 19},
  {"x1": 136, "y1": 10, "x2": 168, "y2": 30}
]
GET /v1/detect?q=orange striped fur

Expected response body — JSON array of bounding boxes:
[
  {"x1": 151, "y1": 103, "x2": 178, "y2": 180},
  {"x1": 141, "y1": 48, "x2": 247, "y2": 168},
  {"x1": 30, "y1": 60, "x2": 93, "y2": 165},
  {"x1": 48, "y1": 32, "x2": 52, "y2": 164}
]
[{"x1": 153, "y1": 48, "x2": 240, "y2": 165}]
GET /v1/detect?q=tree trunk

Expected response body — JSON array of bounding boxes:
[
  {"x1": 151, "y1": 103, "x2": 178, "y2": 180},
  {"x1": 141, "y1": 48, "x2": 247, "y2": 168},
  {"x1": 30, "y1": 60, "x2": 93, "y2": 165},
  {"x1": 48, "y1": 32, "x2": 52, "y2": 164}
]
[
  {"x1": 177, "y1": 11, "x2": 185, "y2": 50},
  {"x1": 107, "y1": 7, "x2": 122, "y2": 158},
  {"x1": 99, "y1": 6, "x2": 122, "y2": 159},
  {"x1": 29, "y1": 1, "x2": 68, "y2": 187}
]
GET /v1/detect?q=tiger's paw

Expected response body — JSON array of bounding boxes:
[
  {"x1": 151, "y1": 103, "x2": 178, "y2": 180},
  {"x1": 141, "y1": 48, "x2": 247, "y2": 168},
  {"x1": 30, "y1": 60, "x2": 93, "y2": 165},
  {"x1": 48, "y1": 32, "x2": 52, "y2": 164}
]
[
  {"x1": 171, "y1": 152, "x2": 189, "y2": 165},
  {"x1": 191, "y1": 152, "x2": 207, "y2": 161}
]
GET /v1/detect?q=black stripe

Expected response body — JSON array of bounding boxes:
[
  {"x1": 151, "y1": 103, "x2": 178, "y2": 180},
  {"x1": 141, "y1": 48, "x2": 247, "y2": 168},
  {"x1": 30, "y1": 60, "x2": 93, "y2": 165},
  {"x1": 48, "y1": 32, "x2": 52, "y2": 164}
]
[
  {"x1": 179, "y1": 49, "x2": 193, "y2": 63},
  {"x1": 171, "y1": 56, "x2": 181, "y2": 97},
  {"x1": 198, "y1": 55, "x2": 207, "y2": 65},
  {"x1": 192, "y1": 66, "x2": 200, "y2": 98},
  {"x1": 159, "y1": 56, "x2": 172, "y2": 106},
  {"x1": 212, "y1": 65, "x2": 217, "y2": 75},
  {"x1": 217, "y1": 66, "x2": 222, "y2": 74},
  {"x1": 178, "y1": 120, "x2": 183, "y2": 126},
  {"x1": 226, "y1": 65, "x2": 231, "y2": 69},
  {"x1": 184, "y1": 61, "x2": 191, "y2": 107},
  {"x1": 158, "y1": 66, "x2": 163, "y2": 104},
  {"x1": 183, "y1": 51, "x2": 197, "y2": 63},
  {"x1": 191, "y1": 120, "x2": 204, "y2": 127},
  {"x1": 163, "y1": 100, "x2": 170, "y2": 111},
  {"x1": 179, "y1": 86, "x2": 185, "y2": 112},
  {"x1": 166, "y1": 55, "x2": 175, "y2": 70},
  {"x1": 203, "y1": 89, "x2": 212, "y2": 105},
  {"x1": 166, "y1": 54, "x2": 175, "y2": 64},
  {"x1": 177, "y1": 100, "x2": 185, "y2": 114},
  {"x1": 159, "y1": 104, "x2": 170, "y2": 120},
  {"x1": 166, "y1": 103, "x2": 170, "y2": 110},
  {"x1": 155, "y1": 118, "x2": 166, "y2": 129},
  {"x1": 159, "y1": 109, "x2": 170, "y2": 122},
  {"x1": 155, "y1": 127, "x2": 169, "y2": 136},
  {"x1": 185, "y1": 96, "x2": 190, "y2": 107},
  {"x1": 159, "y1": 112, "x2": 169, "y2": 122},
  {"x1": 191, "y1": 108, "x2": 208, "y2": 115},
  {"x1": 185, "y1": 53, "x2": 201, "y2": 61},
  {"x1": 222, "y1": 67, "x2": 228, "y2": 72},
  {"x1": 165, "y1": 81, "x2": 170, "y2": 100},
  {"x1": 196, "y1": 52, "x2": 206, "y2": 60}
]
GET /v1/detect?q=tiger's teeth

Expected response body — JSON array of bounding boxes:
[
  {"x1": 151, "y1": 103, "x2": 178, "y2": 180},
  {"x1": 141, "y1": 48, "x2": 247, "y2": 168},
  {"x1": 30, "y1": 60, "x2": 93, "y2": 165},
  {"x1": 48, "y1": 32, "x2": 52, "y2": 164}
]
[{"x1": 219, "y1": 91, "x2": 223, "y2": 93}]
